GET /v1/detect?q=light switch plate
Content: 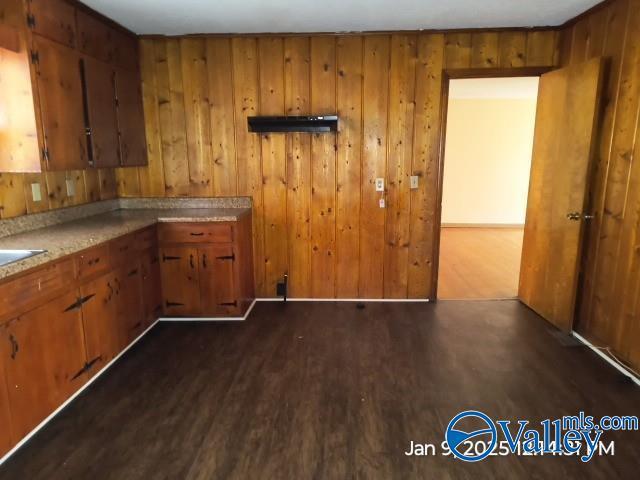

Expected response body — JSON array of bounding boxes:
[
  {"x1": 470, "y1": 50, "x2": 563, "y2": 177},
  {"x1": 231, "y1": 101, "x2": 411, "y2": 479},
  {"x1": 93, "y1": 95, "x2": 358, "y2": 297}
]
[
  {"x1": 31, "y1": 183, "x2": 42, "y2": 202},
  {"x1": 375, "y1": 178, "x2": 385, "y2": 192},
  {"x1": 410, "y1": 175, "x2": 419, "y2": 190},
  {"x1": 65, "y1": 179, "x2": 75, "y2": 197}
]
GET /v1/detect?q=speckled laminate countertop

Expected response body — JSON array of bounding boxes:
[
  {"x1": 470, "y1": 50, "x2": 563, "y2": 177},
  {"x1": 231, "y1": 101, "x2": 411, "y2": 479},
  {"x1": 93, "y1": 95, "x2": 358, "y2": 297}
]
[{"x1": 0, "y1": 208, "x2": 251, "y2": 281}]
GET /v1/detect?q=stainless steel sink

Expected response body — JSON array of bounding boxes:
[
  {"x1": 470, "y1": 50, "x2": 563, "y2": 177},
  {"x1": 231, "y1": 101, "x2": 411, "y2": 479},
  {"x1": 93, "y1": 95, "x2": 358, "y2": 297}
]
[{"x1": 0, "y1": 249, "x2": 47, "y2": 267}]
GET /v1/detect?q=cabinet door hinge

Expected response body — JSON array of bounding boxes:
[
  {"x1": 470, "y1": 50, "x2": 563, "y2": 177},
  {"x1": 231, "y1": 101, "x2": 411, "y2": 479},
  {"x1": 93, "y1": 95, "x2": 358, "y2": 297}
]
[
  {"x1": 218, "y1": 301, "x2": 238, "y2": 307},
  {"x1": 30, "y1": 50, "x2": 40, "y2": 64},
  {"x1": 26, "y1": 13, "x2": 36, "y2": 29},
  {"x1": 42, "y1": 147, "x2": 50, "y2": 162}
]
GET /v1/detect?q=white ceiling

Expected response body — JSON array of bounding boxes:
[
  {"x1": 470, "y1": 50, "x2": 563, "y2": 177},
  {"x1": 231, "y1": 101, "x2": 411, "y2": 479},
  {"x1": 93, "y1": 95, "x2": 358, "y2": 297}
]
[
  {"x1": 81, "y1": 0, "x2": 601, "y2": 35},
  {"x1": 449, "y1": 77, "x2": 540, "y2": 100}
]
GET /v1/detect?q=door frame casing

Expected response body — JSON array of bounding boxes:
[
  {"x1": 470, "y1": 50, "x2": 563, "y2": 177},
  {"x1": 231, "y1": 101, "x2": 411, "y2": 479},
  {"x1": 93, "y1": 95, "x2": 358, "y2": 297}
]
[{"x1": 430, "y1": 67, "x2": 554, "y2": 301}]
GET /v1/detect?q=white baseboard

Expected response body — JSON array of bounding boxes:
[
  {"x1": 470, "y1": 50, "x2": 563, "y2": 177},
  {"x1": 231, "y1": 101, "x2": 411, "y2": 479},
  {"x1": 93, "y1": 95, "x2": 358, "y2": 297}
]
[
  {"x1": 256, "y1": 298, "x2": 430, "y2": 303},
  {"x1": 159, "y1": 299, "x2": 257, "y2": 322},
  {"x1": 0, "y1": 318, "x2": 161, "y2": 466},
  {"x1": 572, "y1": 332, "x2": 640, "y2": 387}
]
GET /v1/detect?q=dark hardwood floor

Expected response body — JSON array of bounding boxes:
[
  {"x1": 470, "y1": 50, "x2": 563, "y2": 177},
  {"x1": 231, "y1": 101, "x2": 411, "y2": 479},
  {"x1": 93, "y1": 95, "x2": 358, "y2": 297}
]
[{"x1": 1, "y1": 300, "x2": 638, "y2": 479}]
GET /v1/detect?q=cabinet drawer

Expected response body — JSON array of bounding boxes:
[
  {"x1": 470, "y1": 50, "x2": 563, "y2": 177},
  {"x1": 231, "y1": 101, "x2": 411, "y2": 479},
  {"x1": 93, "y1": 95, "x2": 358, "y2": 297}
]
[
  {"x1": 158, "y1": 223, "x2": 232, "y2": 244},
  {"x1": 136, "y1": 227, "x2": 157, "y2": 251},
  {"x1": 0, "y1": 258, "x2": 75, "y2": 322},
  {"x1": 109, "y1": 234, "x2": 135, "y2": 266},
  {"x1": 76, "y1": 244, "x2": 110, "y2": 280}
]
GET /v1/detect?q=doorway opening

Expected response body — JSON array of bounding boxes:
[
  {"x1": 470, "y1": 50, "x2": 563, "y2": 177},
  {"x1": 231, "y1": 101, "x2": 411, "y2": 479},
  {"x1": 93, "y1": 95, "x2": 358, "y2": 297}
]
[{"x1": 437, "y1": 76, "x2": 540, "y2": 300}]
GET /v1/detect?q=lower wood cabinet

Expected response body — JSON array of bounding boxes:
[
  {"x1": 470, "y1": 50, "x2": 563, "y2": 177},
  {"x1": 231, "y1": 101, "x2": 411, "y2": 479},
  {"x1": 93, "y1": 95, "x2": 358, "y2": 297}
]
[
  {"x1": 199, "y1": 245, "x2": 238, "y2": 316},
  {"x1": 1, "y1": 291, "x2": 88, "y2": 440},
  {"x1": 80, "y1": 270, "x2": 121, "y2": 378},
  {"x1": 117, "y1": 263, "x2": 144, "y2": 345},
  {"x1": 141, "y1": 249, "x2": 162, "y2": 327},
  {"x1": 0, "y1": 353, "x2": 13, "y2": 457},
  {"x1": 160, "y1": 246, "x2": 201, "y2": 316}
]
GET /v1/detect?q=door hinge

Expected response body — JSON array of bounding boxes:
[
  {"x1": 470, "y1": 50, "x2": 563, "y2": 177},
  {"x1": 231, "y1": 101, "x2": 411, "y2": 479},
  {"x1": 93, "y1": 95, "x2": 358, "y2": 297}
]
[
  {"x1": 71, "y1": 356, "x2": 102, "y2": 381},
  {"x1": 30, "y1": 50, "x2": 40, "y2": 64},
  {"x1": 165, "y1": 301, "x2": 185, "y2": 308},
  {"x1": 63, "y1": 294, "x2": 95, "y2": 312},
  {"x1": 26, "y1": 13, "x2": 36, "y2": 29},
  {"x1": 216, "y1": 253, "x2": 235, "y2": 261},
  {"x1": 42, "y1": 147, "x2": 50, "y2": 162},
  {"x1": 218, "y1": 301, "x2": 238, "y2": 307},
  {"x1": 127, "y1": 268, "x2": 139, "y2": 277}
]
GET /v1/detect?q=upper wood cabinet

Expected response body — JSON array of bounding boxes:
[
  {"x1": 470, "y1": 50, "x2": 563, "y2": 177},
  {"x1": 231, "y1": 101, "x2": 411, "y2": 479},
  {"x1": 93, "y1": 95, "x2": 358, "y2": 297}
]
[
  {"x1": 83, "y1": 56, "x2": 120, "y2": 167},
  {"x1": 33, "y1": 34, "x2": 88, "y2": 170},
  {"x1": 116, "y1": 68, "x2": 148, "y2": 166},
  {"x1": 76, "y1": 9, "x2": 114, "y2": 63},
  {"x1": 1, "y1": 290, "x2": 88, "y2": 440},
  {"x1": 0, "y1": 0, "x2": 147, "y2": 172},
  {"x1": 26, "y1": 0, "x2": 77, "y2": 48}
]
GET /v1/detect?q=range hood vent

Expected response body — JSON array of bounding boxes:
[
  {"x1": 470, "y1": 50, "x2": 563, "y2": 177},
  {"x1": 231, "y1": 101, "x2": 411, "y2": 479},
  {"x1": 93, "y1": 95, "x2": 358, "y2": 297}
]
[{"x1": 248, "y1": 115, "x2": 338, "y2": 133}]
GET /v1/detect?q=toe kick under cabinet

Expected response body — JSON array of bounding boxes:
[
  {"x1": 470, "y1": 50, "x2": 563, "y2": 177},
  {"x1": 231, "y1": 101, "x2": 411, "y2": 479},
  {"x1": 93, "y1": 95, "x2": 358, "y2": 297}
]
[{"x1": 158, "y1": 215, "x2": 254, "y2": 318}]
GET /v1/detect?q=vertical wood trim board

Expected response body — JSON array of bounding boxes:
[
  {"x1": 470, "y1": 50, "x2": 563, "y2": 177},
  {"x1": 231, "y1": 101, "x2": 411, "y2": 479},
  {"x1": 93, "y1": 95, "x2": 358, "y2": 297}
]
[{"x1": 133, "y1": 30, "x2": 560, "y2": 299}]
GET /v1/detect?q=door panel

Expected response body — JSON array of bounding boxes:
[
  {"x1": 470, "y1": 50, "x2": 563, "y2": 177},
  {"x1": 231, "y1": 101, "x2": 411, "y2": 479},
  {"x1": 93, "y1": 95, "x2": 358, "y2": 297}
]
[
  {"x1": 519, "y1": 57, "x2": 603, "y2": 332},
  {"x1": 0, "y1": 349, "x2": 14, "y2": 457},
  {"x1": 160, "y1": 247, "x2": 201, "y2": 316},
  {"x1": 84, "y1": 56, "x2": 120, "y2": 167},
  {"x1": 116, "y1": 68, "x2": 147, "y2": 166},
  {"x1": 77, "y1": 9, "x2": 114, "y2": 63},
  {"x1": 28, "y1": 0, "x2": 77, "y2": 48},
  {"x1": 34, "y1": 35, "x2": 88, "y2": 170},
  {"x1": 80, "y1": 271, "x2": 120, "y2": 378},
  {"x1": 2, "y1": 291, "x2": 88, "y2": 440},
  {"x1": 199, "y1": 245, "x2": 238, "y2": 316},
  {"x1": 116, "y1": 263, "x2": 144, "y2": 346},
  {"x1": 141, "y1": 249, "x2": 163, "y2": 327}
]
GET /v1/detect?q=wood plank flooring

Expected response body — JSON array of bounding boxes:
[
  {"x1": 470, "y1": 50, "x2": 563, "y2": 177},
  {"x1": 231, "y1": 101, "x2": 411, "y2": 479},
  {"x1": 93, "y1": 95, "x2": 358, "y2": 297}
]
[
  {"x1": 438, "y1": 227, "x2": 524, "y2": 299},
  {"x1": 0, "y1": 301, "x2": 638, "y2": 479}
]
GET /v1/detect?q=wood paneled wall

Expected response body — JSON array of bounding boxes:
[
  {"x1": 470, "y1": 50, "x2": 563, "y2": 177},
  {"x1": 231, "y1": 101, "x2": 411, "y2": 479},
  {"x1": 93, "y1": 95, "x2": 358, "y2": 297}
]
[
  {"x1": 132, "y1": 30, "x2": 560, "y2": 298},
  {"x1": 0, "y1": 169, "x2": 120, "y2": 218},
  {"x1": 561, "y1": 0, "x2": 640, "y2": 372}
]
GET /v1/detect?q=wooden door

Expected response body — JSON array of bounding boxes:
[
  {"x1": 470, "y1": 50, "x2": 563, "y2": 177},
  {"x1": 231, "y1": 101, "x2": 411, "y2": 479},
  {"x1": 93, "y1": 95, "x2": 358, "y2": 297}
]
[
  {"x1": 116, "y1": 263, "x2": 144, "y2": 346},
  {"x1": 160, "y1": 247, "x2": 201, "y2": 316},
  {"x1": 33, "y1": 35, "x2": 88, "y2": 170},
  {"x1": 199, "y1": 245, "x2": 238, "y2": 316},
  {"x1": 80, "y1": 271, "x2": 120, "y2": 378},
  {"x1": 519, "y1": 57, "x2": 603, "y2": 332},
  {"x1": 27, "y1": 0, "x2": 77, "y2": 48},
  {"x1": 0, "y1": 349, "x2": 14, "y2": 457},
  {"x1": 1, "y1": 291, "x2": 88, "y2": 440},
  {"x1": 115, "y1": 68, "x2": 148, "y2": 166},
  {"x1": 76, "y1": 9, "x2": 115, "y2": 63},
  {"x1": 83, "y1": 56, "x2": 120, "y2": 167},
  {"x1": 141, "y1": 249, "x2": 163, "y2": 327}
]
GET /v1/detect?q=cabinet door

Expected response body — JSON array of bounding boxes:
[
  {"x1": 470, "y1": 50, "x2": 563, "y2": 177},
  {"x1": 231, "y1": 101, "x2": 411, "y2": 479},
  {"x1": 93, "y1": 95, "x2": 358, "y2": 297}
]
[
  {"x1": 2, "y1": 291, "x2": 88, "y2": 440},
  {"x1": 27, "y1": 0, "x2": 77, "y2": 48},
  {"x1": 199, "y1": 245, "x2": 238, "y2": 316},
  {"x1": 76, "y1": 9, "x2": 114, "y2": 63},
  {"x1": 0, "y1": 350, "x2": 14, "y2": 457},
  {"x1": 116, "y1": 263, "x2": 144, "y2": 346},
  {"x1": 80, "y1": 271, "x2": 119, "y2": 378},
  {"x1": 112, "y1": 29, "x2": 139, "y2": 72},
  {"x1": 115, "y1": 68, "x2": 147, "y2": 166},
  {"x1": 160, "y1": 247, "x2": 201, "y2": 316},
  {"x1": 34, "y1": 35, "x2": 88, "y2": 170},
  {"x1": 141, "y1": 249, "x2": 162, "y2": 327},
  {"x1": 84, "y1": 56, "x2": 120, "y2": 167}
]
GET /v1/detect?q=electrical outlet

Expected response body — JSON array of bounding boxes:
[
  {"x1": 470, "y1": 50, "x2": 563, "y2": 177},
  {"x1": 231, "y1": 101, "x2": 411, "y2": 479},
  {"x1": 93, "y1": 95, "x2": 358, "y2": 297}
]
[
  {"x1": 379, "y1": 198, "x2": 386, "y2": 208},
  {"x1": 65, "y1": 179, "x2": 75, "y2": 197},
  {"x1": 410, "y1": 175, "x2": 419, "y2": 190},
  {"x1": 31, "y1": 183, "x2": 42, "y2": 202},
  {"x1": 375, "y1": 178, "x2": 385, "y2": 192}
]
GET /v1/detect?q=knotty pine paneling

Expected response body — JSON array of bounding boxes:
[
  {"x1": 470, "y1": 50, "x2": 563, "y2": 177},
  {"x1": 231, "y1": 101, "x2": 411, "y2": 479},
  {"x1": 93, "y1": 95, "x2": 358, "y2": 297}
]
[
  {"x1": 135, "y1": 31, "x2": 560, "y2": 299},
  {"x1": 563, "y1": 0, "x2": 640, "y2": 372}
]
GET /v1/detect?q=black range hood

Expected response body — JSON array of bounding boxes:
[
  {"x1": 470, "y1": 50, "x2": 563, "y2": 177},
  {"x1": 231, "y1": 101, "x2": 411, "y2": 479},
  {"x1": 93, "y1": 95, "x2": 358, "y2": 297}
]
[{"x1": 248, "y1": 115, "x2": 338, "y2": 133}]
